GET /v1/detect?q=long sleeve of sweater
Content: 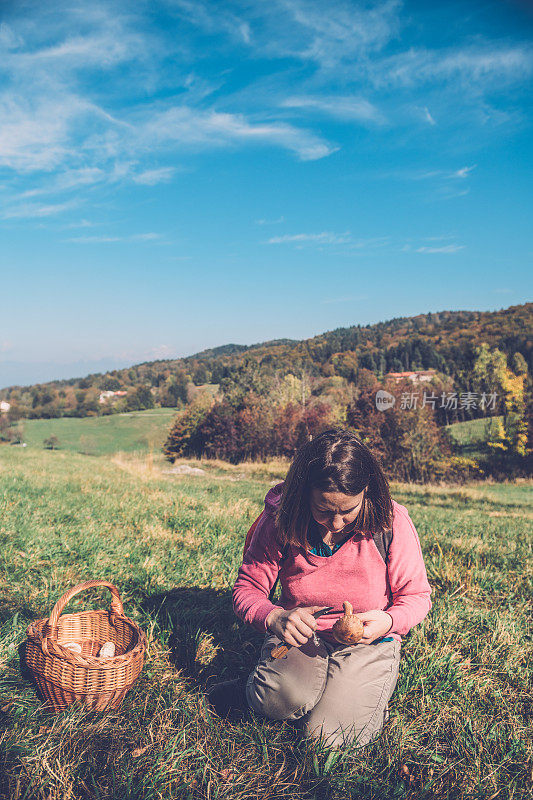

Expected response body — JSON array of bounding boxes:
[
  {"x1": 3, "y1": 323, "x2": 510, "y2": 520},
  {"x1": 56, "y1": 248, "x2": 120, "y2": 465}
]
[
  {"x1": 384, "y1": 504, "x2": 432, "y2": 636},
  {"x1": 232, "y1": 511, "x2": 285, "y2": 632}
]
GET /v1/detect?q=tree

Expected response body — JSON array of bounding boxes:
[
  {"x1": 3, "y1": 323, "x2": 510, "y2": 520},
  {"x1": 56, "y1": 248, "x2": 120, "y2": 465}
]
[
  {"x1": 346, "y1": 382, "x2": 451, "y2": 482},
  {"x1": 164, "y1": 393, "x2": 214, "y2": 461},
  {"x1": 192, "y1": 363, "x2": 210, "y2": 385},
  {"x1": 43, "y1": 435, "x2": 60, "y2": 450},
  {"x1": 126, "y1": 386, "x2": 155, "y2": 411},
  {"x1": 473, "y1": 344, "x2": 528, "y2": 456}
]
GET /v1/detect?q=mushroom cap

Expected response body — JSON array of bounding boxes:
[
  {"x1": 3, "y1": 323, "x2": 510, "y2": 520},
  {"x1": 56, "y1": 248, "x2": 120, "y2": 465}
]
[{"x1": 331, "y1": 603, "x2": 364, "y2": 644}]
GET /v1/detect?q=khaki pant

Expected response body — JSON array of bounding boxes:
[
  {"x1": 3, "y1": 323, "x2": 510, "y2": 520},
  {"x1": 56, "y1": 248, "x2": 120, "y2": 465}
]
[{"x1": 246, "y1": 633, "x2": 401, "y2": 749}]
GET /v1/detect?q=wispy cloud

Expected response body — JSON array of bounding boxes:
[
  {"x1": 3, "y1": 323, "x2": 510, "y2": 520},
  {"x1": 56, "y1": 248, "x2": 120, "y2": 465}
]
[
  {"x1": 2, "y1": 200, "x2": 78, "y2": 219},
  {"x1": 255, "y1": 216, "x2": 285, "y2": 225},
  {"x1": 267, "y1": 0, "x2": 401, "y2": 67},
  {"x1": 423, "y1": 106, "x2": 436, "y2": 126},
  {"x1": 266, "y1": 231, "x2": 351, "y2": 245},
  {"x1": 452, "y1": 165, "x2": 476, "y2": 179},
  {"x1": 172, "y1": 0, "x2": 401, "y2": 68},
  {"x1": 121, "y1": 106, "x2": 337, "y2": 161},
  {"x1": 66, "y1": 232, "x2": 163, "y2": 244},
  {"x1": 415, "y1": 244, "x2": 465, "y2": 254},
  {"x1": 370, "y1": 44, "x2": 533, "y2": 88},
  {"x1": 282, "y1": 95, "x2": 385, "y2": 124},
  {"x1": 133, "y1": 167, "x2": 176, "y2": 185}
]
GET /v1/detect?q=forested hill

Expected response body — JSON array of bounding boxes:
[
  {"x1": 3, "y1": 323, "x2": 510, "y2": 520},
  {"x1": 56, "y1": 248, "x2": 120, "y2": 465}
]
[{"x1": 1, "y1": 303, "x2": 531, "y2": 420}]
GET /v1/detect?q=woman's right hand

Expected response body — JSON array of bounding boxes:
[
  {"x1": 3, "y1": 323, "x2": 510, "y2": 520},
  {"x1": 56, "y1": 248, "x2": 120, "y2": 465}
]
[{"x1": 265, "y1": 606, "x2": 326, "y2": 647}]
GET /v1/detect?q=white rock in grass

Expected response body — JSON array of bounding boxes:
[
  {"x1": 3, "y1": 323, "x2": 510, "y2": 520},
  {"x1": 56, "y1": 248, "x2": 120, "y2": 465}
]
[
  {"x1": 167, "y1": 464, "x2": 206, "y2": 475},
  {"x1": 99, "y1": 641, "x2": 116, "y2": 658}
]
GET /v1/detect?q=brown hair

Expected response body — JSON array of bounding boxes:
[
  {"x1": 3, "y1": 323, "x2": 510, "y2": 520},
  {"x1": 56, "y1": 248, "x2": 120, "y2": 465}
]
[{"x1": 275, "y1": 428, "x2": 393, "y2": 548}]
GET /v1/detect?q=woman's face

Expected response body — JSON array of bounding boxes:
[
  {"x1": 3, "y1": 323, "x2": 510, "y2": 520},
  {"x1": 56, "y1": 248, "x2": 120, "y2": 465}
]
[{"x1": 310, "y1": 487, "x2": 366, "y2": 535}]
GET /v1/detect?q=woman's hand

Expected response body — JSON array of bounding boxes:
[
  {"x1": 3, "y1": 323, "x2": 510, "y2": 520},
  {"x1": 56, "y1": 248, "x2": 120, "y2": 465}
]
[
  {"x1": 356, "y1": 610, "x2": 393, "y2": 644},
  {"x1": 266, "y1": 606, "x2": 327, "y2": 648}
]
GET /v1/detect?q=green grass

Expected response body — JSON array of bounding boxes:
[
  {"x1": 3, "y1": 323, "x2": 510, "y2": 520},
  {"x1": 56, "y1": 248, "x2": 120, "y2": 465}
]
[
  {"x1": 445, "y1": 416, "x2": 503, "y2": 459},
  {"x1": 18, "y1": 408, "x2": 177, "y2": 456},
  {"x1": 0, "y1": 448, "x2": 531, "y2": 799},
  {"x1": 445, "y1": 418, "x2": 501, "y2": 446}
]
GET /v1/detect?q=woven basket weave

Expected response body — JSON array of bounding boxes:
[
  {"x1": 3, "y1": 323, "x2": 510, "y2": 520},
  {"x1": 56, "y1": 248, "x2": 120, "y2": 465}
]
[{"x1": 25, "y1": 580, "x2": 147, "y2": 713}]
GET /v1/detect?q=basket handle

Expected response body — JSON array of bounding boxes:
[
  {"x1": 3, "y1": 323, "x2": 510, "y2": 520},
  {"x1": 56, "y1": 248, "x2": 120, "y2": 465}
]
[{"x1": 44, "y1": 580, "x2": 125, "y2": 636}]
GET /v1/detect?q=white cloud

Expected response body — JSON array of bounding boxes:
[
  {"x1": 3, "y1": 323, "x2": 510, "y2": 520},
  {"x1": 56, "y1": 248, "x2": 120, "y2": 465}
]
[
  {"x1": 171, "y1": 0, "x2": 401, "y2": 67},
  {"x1": 255, "y1": 216, "x2": 285, "y2": 225},
  {"x1": 121, "y1": 106, "x2": 337, "y2": 161},
  {"x1": 17, "y1": 167, "x2": 106, "y2": 198},
  {"x1": 0, "y1": 23, "x2": 23, "y2": 50},
  {"x1": 370, "y1": 44, "x2": 533, "y2": 88},
  {"x1": 2, "y1": 200, "x2": 78, "y2": 219},
  {"x1": 63, "y1": 219, "x2": 98, "y2": 229},
  {"x1": 269, "y1": 0, "x2": 401, "y2": 67},
  {"x1": 282, "y1": 95, "x2": 385, "y2": 124},
  {"x1": 423, "y1": 106, "x2": 436, "y2": 125},
  {"x1": 415, "y1": 244, "x2": 465, "y2": 254},
  {"x1": 267, "y1": 231, "x2": 351, "y2": 245},
  {"x1": 148, "y1": 344, "x2": 175, "y2": 359},
  {"x1": 133, "y1": 167, "x2": 176, "y2": 185},
  {"x1": 66, "y1": 232, "x2": 163, "y2": 243},
  {"x1": 453, "y1": 165, "x2": 476, "y2": 179}
]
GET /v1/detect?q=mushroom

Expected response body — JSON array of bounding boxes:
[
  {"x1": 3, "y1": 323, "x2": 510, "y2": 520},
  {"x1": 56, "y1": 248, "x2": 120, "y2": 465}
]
[
  {"x1": 63, "y1": 642, "x2": 82, "y2": 654},
  {"x1": 332, "y1": 601, "x2": 364, "y2": 644},
  {"x1": 98, "y1": 641, "x2": 116, "y2": 658}
]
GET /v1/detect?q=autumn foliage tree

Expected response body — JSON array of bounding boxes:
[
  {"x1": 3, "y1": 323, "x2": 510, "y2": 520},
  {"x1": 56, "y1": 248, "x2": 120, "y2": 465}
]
[
  {"x1": 345, "y1": 380, "x2": 474, "y2": 483},
  {"x1": 164, "y1": 394, "x2": 335, "y2": 463}
]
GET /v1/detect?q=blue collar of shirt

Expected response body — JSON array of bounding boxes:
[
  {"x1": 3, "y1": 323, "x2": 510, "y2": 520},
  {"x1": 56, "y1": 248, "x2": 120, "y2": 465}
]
[{"x1": 307, "y1": 522, "x2": 353, "y2": 557}]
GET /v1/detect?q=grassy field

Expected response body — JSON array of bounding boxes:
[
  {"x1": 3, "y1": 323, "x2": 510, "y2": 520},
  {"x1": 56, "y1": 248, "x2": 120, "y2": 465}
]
[
  {"x1": 445, "y1": 417, "x2": 503, "y2": 458},
  {"x1": 0, "y1": 448, "x2": 531, "y2": 799},
  {"x1": 16, "y1": 409, "x2": 500, "y2": 460},
  {"x1": 18, "y1": 409, "x2": 177, "y2": 456}
]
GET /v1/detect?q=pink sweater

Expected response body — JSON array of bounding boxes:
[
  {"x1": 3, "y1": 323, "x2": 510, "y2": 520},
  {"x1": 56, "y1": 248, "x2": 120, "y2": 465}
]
[{"x1": 232, "y1": 483, "x2": 432, "y2": 644}]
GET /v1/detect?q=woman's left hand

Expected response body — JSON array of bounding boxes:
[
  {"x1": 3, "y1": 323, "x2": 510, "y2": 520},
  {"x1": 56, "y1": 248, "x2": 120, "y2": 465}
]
[{"x1": 356, "y1": 610, "x2": 393, "y2": 644}]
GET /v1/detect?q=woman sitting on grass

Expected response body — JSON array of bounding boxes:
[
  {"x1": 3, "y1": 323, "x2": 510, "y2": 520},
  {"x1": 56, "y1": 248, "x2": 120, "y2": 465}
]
[{"x1": 208, "y1": 428, "x2": 432, "y2": 749}]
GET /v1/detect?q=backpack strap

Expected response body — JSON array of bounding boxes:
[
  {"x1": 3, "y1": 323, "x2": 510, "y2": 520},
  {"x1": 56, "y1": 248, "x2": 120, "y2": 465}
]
[
  {"x1": 268, "y1": 543, "x2": 290, "y2": 602},
  {"x1": 372, "y1": 528, "x2": 393, "y2": 564},
  {"x1": 242, "y1": 511, "x2": 289, "y2": 602}
]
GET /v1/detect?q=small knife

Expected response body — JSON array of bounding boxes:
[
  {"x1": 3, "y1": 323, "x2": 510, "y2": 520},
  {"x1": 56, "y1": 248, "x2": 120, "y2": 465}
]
[{"x1": 270, "y1": 606, "x2": 335, "y2": 659}]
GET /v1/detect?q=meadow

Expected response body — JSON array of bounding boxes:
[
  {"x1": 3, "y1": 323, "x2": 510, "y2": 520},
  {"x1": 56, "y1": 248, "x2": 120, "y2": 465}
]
[
  {"x1": 0, "y1": 446, "x2": 531, "y2": 799},
  {"x1": 17, "y1": 407, "x2": 502, "y2": 460},
  {"x1": 18, "y1": 409, "x2": 177, "y2": 456}
]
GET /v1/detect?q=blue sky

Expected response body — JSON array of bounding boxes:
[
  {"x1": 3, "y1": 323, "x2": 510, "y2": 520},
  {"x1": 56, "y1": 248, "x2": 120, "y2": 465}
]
[{"x1": 1, "y1": 0, "x2": 532, "y2": 387}]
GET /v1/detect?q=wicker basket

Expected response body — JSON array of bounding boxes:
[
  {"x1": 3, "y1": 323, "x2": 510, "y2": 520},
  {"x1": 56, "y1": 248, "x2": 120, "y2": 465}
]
[{"x1": 25, "y1": 580, "x2": 147, "y2": 713}]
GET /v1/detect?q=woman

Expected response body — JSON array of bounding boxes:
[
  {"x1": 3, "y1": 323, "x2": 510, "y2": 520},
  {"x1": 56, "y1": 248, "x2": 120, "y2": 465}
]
[{"x1": 209, "y1": 428, "x2": 432, "y2": 749}]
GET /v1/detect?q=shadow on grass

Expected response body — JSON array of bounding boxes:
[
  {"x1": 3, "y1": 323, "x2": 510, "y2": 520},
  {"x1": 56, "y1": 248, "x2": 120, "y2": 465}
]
[
  {"x1": 0, "y1": 598, "x2": 42, "y2": 626},
  {"x1": 140, "y1": 586, "x2": 265, "y2": 688}
]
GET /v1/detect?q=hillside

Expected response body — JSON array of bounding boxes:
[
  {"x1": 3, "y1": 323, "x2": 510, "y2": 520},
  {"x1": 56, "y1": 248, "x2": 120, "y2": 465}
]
[{"x1": 1, "y1": 302, "x2": 531, "y2": 422}]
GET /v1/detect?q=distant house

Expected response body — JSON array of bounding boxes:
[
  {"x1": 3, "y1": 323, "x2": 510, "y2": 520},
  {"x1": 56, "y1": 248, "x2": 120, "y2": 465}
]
[
  {"x1": 384, "y1": 369, "x2": 437, "y2": 384},
  {"x1": 0, "y1": 400, "x2": 10, "y2": 413},
  {"x1": 98, "y1": 390, "x2": 128, "y2": 404}
]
